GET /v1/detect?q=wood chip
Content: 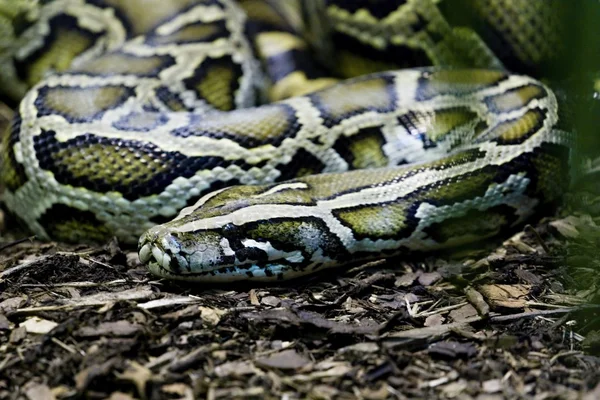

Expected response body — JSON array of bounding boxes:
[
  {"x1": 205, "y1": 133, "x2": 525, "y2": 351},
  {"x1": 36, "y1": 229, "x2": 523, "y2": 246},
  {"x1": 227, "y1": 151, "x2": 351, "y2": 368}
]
[
  {"x1": 395, "y1": 272, "x2": 418, "y2": 287},
  {"x1": 465, "y1": 287, "x2": 490, "y2": 316},
  {"x1": 424, "y1": 314, "x2": 445, "y2": 327},
  {"x1": 199, "y1": 306, "x2": 227, "y2": 326},
  {"x1": 255, "y1": 349, "x2": 312, "y2": 370},
  {"x1": 214, "y1": 360, "x2": 256, "y2": 377},
  {"x1": 116, "y1": 361, "x2": 152, "y2": 399},
  {"x1": 75, "y1": 358, "x2": 119, "y2": 392},
  {"x1": 9, "y1": 325, "x2": 27, "y2": 343},
  {"x1": 261, "y1": 296, "x2": 281, "y2": 307},
  {"x1": 24, "y1": 382, "x2": 55, "y2": 400},
  {"x1": 137, "y1": 295, "x2": 197, "y2": 310},
  {"x1": 249, "y1": 289, "x2": 260, "y2": 306},
  {"x1": 76, "y1": 321, "x2": 143, "y2": 337},
  {"x1": 161, "y1": 304, "x2": 202, "y2": 320},
  {"x1": 161, "y1": 383, "x2": 193, "y2": 399},
  {"x1": 441, "y1": 380, "x2": 469, "y2": 397},
  {"x1": 583, "y1": 382, "x2": 600, "y2": 400},
  {"x1": 339, "y1": 342, "x2": 379, "y2": 353},
  {"x1": 0, "y1": 314, "x2": 11, "y2": 330},
  {"x1": 449, "y1": 304, "x2": 479, "y2": 323},
  {"x1": 20, "y1": 317, "x2": 58, "y2": 334},
  {"x1": 428, "y1": 341, "x2": 477, "y2": 359},
  {"x1": 479, "y1": 284, "x2": 531, "y2": 310},
  {"x1": 482, "y1": 379, "x2": 503, "y2": 393},
  {"x1": 0, "y1": 297, "x2": 26, "y2": 314},
  {"x1": 514, "y1": 269, "x2": 543, "y2": 285},
  {"x1": 385, "y1": 316, "x2": 483, "y2": 342},
  {"x1": 290, "y1": 364, "x2": 352, "y2": 382},
  {"x1": 169, "y1": 345, "x2": 216, "y2": 372},
  {"x1": 418, "y1": 271, "x2": 442, "y2": 286}
]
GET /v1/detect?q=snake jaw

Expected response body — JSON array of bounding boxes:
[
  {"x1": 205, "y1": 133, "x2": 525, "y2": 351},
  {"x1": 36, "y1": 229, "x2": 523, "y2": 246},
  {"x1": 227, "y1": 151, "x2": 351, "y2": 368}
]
[
  {"x1": 138, "y1": 242, "x2": 173, "y2": 276},
  {"x1": 138, "y1": 225, "x2": 186, "y2": 278},
  {"x1": 138, "y1": 243, "x2": 153, "y2": 264}
]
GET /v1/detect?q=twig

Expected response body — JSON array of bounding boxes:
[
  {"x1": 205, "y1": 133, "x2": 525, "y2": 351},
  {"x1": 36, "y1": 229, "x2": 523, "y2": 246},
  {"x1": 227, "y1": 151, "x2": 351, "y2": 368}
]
[
  {"x1": 0, "y1": 236, "x2": 35, "y2": 252},
  {"x1": 382, "y1": 316, "x2": 483, "y2": 342},
  {"x1": 490, "y1": 305, "x2": 600, "y2": 322},
  {"x1": 413, "y1": 302, "x2": 469, "y2": 318},
  {"x1": 550, "y1": 350, "x2": 583, "y2": 365},
  {"x1": 525, "y1": 224, "x2": 551, "y2": 253},
  {"x1": 18, "y1": 279, "x2": 148, "y2": 288},
  {"x1": 51, "y1": 337, "x2": 79, "y2": 355},
  {"x1": 0, "y1": 257, "x2": 42, "y2": 280}
]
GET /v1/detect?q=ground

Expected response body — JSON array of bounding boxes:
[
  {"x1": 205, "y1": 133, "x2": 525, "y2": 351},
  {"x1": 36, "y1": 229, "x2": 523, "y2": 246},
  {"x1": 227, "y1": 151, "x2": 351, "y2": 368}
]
[{"x1": 1, "y1": 109, "x2": 600, "y2": 400}]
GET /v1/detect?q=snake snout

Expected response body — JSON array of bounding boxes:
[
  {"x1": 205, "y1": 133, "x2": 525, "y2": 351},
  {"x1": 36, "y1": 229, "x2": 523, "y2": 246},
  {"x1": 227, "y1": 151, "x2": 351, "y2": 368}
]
[{"x1": 138, "y1": 226, "x2": 185, "y2": 277}]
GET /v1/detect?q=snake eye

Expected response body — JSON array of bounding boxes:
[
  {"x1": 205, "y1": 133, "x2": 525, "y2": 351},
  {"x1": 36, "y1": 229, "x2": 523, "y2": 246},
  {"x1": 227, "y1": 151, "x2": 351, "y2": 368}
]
[{"x1": 222, "y1": 223, "x2": 239, "y2": 237}]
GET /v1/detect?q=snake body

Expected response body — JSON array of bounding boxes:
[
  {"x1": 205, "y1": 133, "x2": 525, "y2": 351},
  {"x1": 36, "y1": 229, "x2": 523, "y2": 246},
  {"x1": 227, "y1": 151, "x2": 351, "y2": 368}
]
[{"x1": 0, "y1": 0, "x2": 575, "y2": 281}]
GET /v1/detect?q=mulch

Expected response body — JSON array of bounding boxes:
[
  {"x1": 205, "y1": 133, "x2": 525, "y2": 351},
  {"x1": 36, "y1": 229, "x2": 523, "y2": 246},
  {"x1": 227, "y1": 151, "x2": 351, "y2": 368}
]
[{"x1": 1, "y1": 109, "x2": 600, "y2": 399}]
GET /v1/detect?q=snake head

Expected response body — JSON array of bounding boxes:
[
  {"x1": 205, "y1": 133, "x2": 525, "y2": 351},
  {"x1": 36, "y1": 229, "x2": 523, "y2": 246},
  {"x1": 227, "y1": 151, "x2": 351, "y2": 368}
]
[
  {"x1": 138, "y1": 223, "x2": 246, "y2": 282},
  {"x1": 138, "y1": 182, "x2": 345, "y2": 282}
]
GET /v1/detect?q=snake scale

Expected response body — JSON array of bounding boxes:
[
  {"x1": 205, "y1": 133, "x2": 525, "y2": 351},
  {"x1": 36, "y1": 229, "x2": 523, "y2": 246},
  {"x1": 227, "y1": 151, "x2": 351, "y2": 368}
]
[{"x1": 0, "y1": 0, "x2": 578, "y2": 282}]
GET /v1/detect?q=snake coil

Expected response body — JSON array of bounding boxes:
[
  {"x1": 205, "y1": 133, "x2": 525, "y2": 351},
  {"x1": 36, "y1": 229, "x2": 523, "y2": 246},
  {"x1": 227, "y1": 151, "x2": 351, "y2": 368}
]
[{"x1": 0, "y1": 0, "x2": 575, "y2": 281}]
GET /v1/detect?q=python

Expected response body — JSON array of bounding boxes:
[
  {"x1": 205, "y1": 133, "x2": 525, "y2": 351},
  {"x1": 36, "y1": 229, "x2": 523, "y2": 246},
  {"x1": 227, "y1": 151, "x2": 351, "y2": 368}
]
[{"x1": 0, "y1": 0, "x2": 582, "y2": 282}]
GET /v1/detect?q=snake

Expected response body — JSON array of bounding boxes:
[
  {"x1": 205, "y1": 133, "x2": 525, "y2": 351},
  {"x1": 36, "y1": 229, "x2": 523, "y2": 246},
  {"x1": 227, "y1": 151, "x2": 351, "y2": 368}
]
[{"x1": 0, "y1": 0, "x2": 580, "y2": 282}]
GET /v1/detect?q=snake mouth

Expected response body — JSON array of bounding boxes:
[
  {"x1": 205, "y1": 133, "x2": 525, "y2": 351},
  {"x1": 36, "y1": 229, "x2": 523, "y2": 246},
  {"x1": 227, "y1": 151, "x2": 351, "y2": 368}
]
[
  {"x1": 138, "y1": 224, "x2": 191, "y2": 278},
  {"x1": 138, "y1": 235, "x2": 303, "y2": 282},
  {"x1": 139, "y1": 243, "x2": 176, "y2": 277}
]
